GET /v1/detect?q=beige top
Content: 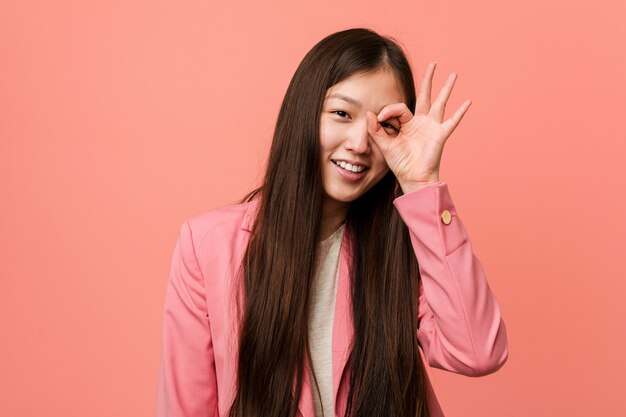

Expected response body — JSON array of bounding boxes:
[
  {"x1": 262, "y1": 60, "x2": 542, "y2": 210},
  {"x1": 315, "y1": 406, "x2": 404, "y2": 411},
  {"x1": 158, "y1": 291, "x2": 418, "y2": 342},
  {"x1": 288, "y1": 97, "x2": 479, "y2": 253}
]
[{"x1": 308, "y1": 223, "x2": 345, "y2": 417}]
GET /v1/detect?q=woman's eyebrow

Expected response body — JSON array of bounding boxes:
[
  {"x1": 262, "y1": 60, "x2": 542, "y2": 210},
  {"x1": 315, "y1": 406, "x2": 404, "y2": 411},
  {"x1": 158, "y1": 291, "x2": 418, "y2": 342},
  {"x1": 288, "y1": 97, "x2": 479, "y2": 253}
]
[
  {"x1": 326, "y1": 94, "x2": 362, "y2": 108},
  {"x1": 325, "y1": 94, "x2": 387, "y2": 114}
]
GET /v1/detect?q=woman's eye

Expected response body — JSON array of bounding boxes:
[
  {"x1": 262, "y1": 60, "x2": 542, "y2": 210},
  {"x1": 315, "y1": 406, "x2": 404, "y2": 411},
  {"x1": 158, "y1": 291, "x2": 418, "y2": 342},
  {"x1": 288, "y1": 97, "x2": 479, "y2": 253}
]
[
  {"x1": 381, "y1": 122, "x2": 399, "y2": 132},
  {"x1": 331, "y1": 111, "x2": 397, "y2": 131}
]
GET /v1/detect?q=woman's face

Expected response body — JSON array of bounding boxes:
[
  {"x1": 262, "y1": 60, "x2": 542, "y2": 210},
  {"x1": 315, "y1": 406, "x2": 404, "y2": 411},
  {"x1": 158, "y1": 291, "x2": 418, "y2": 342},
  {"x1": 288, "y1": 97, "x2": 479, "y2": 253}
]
[{"x1": 319, "y1": 69, "x2": 405, "y2": 208}]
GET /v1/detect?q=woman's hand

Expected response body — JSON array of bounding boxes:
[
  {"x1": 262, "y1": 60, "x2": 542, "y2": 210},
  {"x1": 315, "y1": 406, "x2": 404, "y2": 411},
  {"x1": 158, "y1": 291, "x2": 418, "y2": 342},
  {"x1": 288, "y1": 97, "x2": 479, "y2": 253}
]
[{"x1": 366, "y1": 62, "x2": 472, "y2": 193}]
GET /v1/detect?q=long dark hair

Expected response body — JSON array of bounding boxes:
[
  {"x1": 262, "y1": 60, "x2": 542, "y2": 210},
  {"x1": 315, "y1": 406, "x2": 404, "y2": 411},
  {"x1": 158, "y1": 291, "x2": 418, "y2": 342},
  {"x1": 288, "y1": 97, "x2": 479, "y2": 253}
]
[{"x1": 228, "y1": 27, "x2": 430, "y2": 417}]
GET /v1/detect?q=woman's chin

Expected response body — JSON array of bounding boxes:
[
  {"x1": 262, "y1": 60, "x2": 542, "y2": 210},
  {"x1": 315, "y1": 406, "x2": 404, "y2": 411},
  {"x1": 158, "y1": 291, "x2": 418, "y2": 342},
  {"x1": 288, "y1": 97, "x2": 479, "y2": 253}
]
[{"x1": 323, "y1": 188, "x2": 362, "y2": 204}]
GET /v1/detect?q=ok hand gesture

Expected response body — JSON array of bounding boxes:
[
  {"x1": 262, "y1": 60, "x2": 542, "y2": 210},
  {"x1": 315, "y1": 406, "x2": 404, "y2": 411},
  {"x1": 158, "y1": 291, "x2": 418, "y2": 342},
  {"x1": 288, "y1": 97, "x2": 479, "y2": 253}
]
[{"x1": 366, "y1": 62, "x2": 472, "y2": 193}]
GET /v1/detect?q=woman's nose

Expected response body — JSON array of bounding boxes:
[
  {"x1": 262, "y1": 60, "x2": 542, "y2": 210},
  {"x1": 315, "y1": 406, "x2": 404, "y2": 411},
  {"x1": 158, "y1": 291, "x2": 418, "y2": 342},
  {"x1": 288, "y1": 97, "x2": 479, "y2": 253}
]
[{"x1": 343, "y1": 120, "x2": 371, "y2": 154}]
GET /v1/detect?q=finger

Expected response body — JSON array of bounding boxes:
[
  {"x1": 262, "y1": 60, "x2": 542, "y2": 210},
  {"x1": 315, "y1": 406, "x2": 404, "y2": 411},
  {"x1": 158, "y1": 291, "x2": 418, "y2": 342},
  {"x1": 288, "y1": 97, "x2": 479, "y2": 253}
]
[
  {"x1": 377, "y1": 102, "x2": 413, "y2": 125},
  {"x1": 367, "y1": 110, "x2": 383, "y2": 135},
  {"x1": 442, "y1": 99, "x2": 472, "y2": 137},
  {"x1": 430, "y1": 72, "x2": 458, "y2": 123},
  {"x1": 367, "y1": 111, "x2": 391, "y2": 150},
  {"x1": 415, "y1": 62, "x2": 437, "y2": 115}
]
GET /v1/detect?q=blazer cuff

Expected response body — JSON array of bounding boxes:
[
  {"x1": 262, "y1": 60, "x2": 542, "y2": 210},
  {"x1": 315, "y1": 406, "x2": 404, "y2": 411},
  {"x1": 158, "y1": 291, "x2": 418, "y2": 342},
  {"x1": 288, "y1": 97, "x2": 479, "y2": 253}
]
[{"x1": 392, "y1": 181, "x2": 469, "y2": 257}]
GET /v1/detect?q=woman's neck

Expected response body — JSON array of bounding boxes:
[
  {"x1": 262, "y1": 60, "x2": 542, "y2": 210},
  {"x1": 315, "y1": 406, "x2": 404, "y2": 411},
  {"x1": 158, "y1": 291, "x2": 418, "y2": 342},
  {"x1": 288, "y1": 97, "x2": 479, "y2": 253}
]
[{"x1": 319, "y1": 198, "x2": 348, "y2": 242}]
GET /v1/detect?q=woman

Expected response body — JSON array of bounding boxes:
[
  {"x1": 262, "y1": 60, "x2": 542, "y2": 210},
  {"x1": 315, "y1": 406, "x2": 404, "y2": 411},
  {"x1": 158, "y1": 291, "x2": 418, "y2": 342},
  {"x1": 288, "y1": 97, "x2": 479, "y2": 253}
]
[{"x1": 155, "y1": 27, "x2": 509, "y2": 417}]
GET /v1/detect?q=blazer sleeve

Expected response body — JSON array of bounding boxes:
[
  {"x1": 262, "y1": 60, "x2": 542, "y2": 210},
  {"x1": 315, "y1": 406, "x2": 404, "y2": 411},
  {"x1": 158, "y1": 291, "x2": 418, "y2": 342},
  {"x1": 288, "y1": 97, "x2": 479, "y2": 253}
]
[
  {"x1": 392, "y1": 181, "x2": 509, "y2": 377},
  {"x1": 155, "y1": 220, "x2": 219, "y2": 416}
]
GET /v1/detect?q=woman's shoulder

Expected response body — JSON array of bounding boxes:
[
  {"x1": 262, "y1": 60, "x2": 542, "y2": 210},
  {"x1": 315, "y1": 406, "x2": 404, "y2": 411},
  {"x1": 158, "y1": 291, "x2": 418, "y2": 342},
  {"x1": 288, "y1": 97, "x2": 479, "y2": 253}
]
[{"x1": 183, "y1": 197, "x2": 260, "y2": 245}]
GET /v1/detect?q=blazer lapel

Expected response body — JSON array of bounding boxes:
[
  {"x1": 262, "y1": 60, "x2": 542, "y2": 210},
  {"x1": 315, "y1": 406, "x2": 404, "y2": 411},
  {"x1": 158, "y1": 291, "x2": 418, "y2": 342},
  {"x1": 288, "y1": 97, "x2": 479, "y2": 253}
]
[
  {"x1": 331, "y1": 227, "x2": 354, "y2": 413},
  {"x1": 297, "y1": 226, "x2": 354, "y2": 417}
]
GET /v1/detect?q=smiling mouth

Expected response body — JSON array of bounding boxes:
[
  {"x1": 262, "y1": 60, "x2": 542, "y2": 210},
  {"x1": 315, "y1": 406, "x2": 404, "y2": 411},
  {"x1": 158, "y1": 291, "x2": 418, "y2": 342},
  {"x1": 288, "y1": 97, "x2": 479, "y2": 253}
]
[{"x1": 331, "y1": 159, "x2": 370, "y2": 173}]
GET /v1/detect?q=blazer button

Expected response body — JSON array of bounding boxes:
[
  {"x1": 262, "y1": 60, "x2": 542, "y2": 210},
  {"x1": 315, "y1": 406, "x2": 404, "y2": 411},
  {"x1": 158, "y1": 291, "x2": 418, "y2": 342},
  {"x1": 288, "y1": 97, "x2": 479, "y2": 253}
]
[{"x1": 441, "y1": 209, "x2": 452, "y2": 225}]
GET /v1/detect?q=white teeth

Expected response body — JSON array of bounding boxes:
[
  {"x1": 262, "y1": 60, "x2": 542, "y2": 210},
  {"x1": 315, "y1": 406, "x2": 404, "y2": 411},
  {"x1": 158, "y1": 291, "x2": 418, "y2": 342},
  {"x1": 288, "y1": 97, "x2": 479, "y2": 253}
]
[{"x1": 333, "y1": 160, "x2": 365, "y2": 173}]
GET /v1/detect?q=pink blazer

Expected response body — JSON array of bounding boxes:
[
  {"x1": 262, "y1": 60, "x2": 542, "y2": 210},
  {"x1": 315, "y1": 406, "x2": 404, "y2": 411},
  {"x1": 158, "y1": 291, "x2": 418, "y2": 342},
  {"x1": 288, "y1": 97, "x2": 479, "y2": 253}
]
[{"x1": 155, "y1": 181, "x2": 509, "y2": 417}]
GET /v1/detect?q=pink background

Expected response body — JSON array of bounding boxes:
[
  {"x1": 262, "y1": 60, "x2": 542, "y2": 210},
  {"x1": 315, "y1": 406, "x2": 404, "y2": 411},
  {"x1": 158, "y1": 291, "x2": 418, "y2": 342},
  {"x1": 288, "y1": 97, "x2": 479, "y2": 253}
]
[{"x1": 1, "y1": 0, "x2": 624, "y2": 416}]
